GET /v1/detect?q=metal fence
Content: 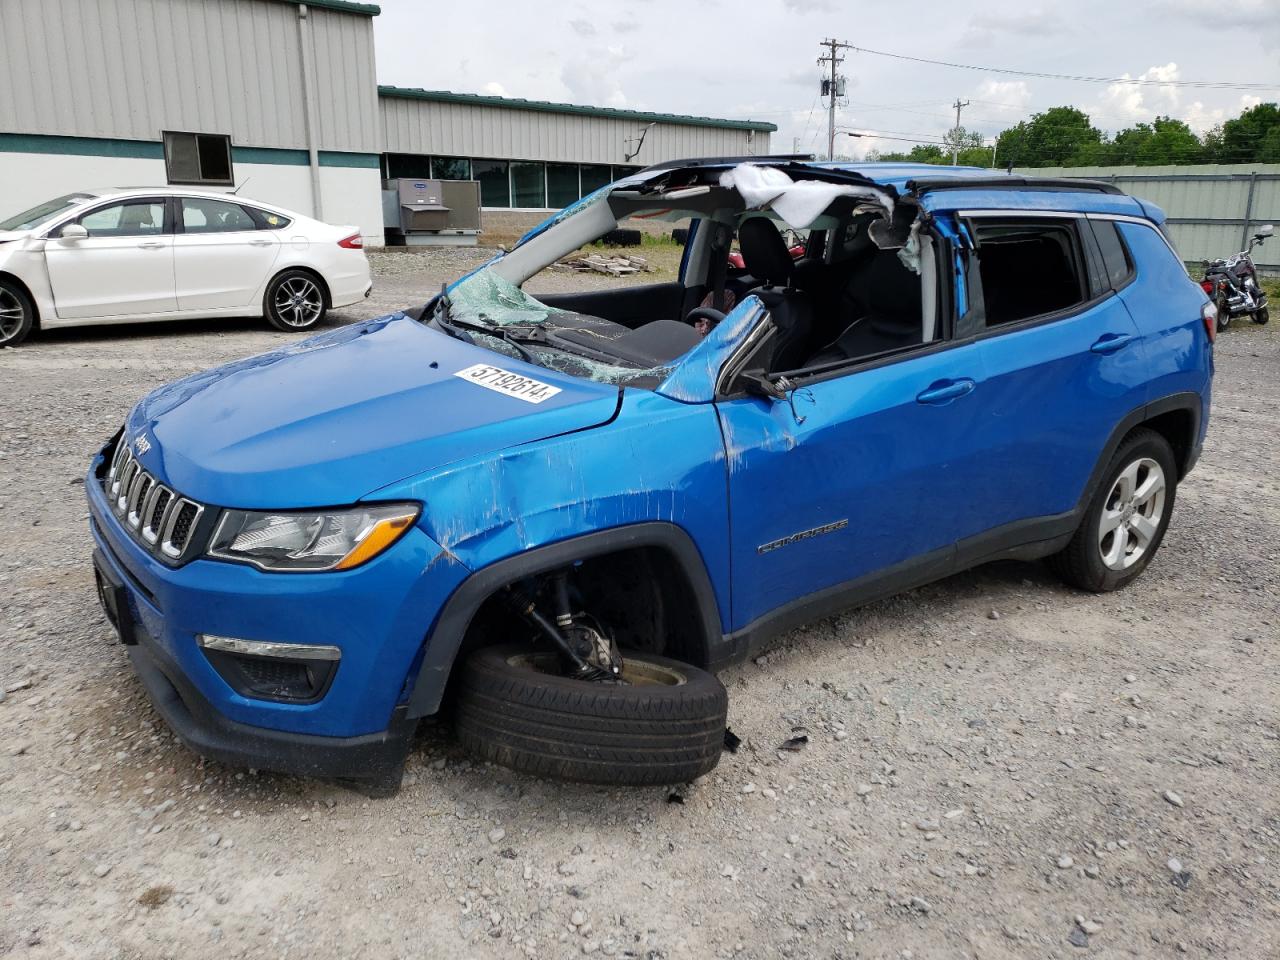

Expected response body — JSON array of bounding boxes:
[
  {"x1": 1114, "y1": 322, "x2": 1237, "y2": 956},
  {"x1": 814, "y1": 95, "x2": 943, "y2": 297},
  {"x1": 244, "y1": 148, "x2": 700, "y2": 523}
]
[{"x1": 1011, "y1": 163, "x2": 1280, "y2": 275}]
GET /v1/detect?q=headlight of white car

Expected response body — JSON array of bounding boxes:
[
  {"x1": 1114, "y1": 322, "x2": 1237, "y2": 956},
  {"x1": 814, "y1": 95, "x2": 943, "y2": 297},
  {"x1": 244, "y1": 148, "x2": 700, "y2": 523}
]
[{"x1": 208, "y1": 504, "x2": 419, "y2": 572}]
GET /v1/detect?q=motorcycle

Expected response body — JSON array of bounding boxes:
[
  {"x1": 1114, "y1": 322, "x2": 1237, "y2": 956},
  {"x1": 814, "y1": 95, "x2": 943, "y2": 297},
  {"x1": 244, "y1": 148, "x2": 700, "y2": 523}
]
[{"x1": 1201, "y1": 223, "x2": 1272, "y2": 331}]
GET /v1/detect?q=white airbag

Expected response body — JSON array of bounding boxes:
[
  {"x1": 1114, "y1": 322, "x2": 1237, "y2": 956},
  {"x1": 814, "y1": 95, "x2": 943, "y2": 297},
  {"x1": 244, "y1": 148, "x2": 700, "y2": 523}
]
[{"x1": 719, "y1": 163, "x2": 894, "y2": 229}]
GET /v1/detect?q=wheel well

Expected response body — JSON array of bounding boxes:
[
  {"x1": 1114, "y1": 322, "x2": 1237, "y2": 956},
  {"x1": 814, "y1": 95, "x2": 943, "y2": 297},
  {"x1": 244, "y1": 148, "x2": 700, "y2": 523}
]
[
  {"x1": 0, "y1": 272, "x2": 40, "y2": 330},
  {"x1": 455, "y1": 546, "x2": 711, "y2": 672},
  {"x1": 269, "y1": 266, "x2": 330, "y2": 308},
  {"x1": 1137, "y1": 407, "x2": 1195, "y2": 478}
]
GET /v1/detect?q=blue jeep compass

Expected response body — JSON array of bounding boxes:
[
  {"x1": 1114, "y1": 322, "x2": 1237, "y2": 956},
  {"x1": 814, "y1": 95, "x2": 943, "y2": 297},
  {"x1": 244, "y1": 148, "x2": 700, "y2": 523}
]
[{"x1": 86, "y1": 159, "x2": 1215, "y2": 793}]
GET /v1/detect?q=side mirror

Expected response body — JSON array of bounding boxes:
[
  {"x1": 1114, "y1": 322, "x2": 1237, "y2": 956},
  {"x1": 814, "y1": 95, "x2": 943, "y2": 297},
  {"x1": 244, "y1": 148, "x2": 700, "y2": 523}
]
[
  {"x1": 738, "y1": 368, "x2": 785, "y2": 400},
  {"x1": 58, "y1": 223, "x2": 88, "y2": 241},
  {"x1": 1254, "y1": 224, "x2": 1274, "y2": 241}
]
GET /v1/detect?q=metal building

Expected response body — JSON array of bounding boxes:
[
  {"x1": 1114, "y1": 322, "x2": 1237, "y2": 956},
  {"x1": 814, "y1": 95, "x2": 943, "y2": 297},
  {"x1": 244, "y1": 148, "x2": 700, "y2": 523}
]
[
  {"x1": 379, "y1": 88, "x2": 775, "y2": 210},
  {"x1": 0, "y1": 0, "x2": 385, "y2": 239},
  {"x1": 0, "y1": 0, "x2": 776, "y2": 244}
]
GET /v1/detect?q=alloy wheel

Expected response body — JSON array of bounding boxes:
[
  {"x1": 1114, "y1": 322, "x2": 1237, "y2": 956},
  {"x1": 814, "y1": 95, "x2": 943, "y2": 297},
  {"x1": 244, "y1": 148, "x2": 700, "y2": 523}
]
[
  {"x1": 0, "y1": 288, "x2": 26, "y2": 343},
  {"x1": 273, "y1": 277, "x2": 323, "y2": 328},
  {"x1": 1098, "y1": 456, "x2": 1167, "y2": 571}
]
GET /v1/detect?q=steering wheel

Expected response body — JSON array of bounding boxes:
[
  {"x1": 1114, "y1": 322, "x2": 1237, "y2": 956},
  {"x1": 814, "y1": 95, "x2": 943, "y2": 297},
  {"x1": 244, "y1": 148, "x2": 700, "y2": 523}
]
[{"x1": 685, "y1": 307, "x2": 726, "y2": 331}]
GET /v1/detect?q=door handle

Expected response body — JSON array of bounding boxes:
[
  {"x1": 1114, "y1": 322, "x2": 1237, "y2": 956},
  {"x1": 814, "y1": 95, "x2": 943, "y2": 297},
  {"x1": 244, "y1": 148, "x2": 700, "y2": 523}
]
[
  {"x1": 916, "y1": 378, "x2": 976, "y2": 405},
  {"x1": 248, "y1": 238, "x2": 273, "y2": 246},
  {"x1": 136, "y1": 240, "x2": 165, "y2": 249},
  {"x1": 1090, "y1": 332, "x2": 1135, "y2": 354}
]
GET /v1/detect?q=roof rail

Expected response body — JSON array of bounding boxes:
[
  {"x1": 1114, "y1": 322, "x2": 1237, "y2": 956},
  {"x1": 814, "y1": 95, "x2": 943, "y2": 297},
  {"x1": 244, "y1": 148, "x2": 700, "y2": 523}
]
[
  {"x1": 637, "y1": 154, "x2": 817, "y2": 174},
  {"x1": 906, "y1": 176, "x2": 1125, "y2": 196}
]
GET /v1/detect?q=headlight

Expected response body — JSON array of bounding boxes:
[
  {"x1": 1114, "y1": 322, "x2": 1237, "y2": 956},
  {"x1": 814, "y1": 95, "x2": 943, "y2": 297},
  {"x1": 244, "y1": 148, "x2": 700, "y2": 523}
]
[{"x1": 208, "y1": 503, "x2": 419, "y2": 572}]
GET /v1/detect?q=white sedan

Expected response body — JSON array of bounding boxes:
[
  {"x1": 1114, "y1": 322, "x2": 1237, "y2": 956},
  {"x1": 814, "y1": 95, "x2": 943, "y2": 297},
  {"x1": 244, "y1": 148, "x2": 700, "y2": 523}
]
[{"x1": 0, "y1": 187, "x2": 372, "y2": 347}]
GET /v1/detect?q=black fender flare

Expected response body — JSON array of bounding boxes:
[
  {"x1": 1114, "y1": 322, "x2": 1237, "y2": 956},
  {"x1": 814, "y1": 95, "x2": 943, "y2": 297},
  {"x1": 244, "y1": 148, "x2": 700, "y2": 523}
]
[
  {"x1": 403, "y1": 522, "x2": 724, "y2": 719},
  {"x1": 1075, "y1": 391, "x2": 1203, "y2": 516}
]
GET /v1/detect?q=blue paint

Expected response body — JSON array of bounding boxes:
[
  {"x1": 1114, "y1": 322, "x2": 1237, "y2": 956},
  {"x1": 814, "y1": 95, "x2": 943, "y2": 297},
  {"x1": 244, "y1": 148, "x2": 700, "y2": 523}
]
[{"x1": 85, "y1": 161, "x2": 1214, "y2": 763}]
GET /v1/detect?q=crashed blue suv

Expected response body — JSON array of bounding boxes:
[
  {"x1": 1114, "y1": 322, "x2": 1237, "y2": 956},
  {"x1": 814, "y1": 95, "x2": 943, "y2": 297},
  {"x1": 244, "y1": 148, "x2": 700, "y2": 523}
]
[{"x1": 87, "y1": 159, "x2": 1214, "y2": 793}]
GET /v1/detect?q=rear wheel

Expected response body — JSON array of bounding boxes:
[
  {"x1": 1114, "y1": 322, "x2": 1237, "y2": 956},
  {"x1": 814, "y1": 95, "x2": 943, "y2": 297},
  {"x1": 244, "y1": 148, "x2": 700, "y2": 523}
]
[
  {"x1": 1215, "y1": 295, "x2": 1231, "y2": 331},
  {"x1": 1049, "y1": 428, "x2": 1178, "y2": 592},
  {"x1": 0, "y1": 279, "x2": 34, "y2": 348},
  {"x1": 264, "y1": 270, "x2": 327, "y2": 332},
  {"x1": 454, "y1": 644, "x2": 728, "y2": 785},
  {"x1": 1254, "y1": 306, "x2": 1269, "y2": 325}
]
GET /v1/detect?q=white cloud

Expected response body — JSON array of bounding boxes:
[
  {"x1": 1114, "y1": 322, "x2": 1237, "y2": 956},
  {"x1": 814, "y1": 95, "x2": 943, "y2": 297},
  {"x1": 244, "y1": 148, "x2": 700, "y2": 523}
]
[
  {"x1": 1093, "y1": 62, "x2": 1184, "y2": 127},
  {"x1": 482, "y1": 81, "x2": 508, "y2": 97},
  {"x1": 568, "y1": 19, "x2": 596, "y2": 38},
  {"x1": 963, "y1": 9, "x2": 1067, "y2": 44},
  {"x1": 782, "y1": 0, "x2": 835, "y2": 11},
  {"x1": 560, "y1": 46, "x2": 632, "y2": 108}
]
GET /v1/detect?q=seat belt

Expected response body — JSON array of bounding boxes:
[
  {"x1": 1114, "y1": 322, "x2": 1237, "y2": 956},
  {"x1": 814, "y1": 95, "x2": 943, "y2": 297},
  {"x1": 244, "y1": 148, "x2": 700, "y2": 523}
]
[{"x1": 707, "y1": 224, "x2": 731, "y2": 312}]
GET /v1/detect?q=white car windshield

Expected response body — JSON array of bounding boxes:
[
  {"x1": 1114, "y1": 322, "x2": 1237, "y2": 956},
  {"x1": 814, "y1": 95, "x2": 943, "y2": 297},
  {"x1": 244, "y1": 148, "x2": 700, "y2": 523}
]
[{"x1": 0, "y1": 193, "x2": 98, "y2": 231}]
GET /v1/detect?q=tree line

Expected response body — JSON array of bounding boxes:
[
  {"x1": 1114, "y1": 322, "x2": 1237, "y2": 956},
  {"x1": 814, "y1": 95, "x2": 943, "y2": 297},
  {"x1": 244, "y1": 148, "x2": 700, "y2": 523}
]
[{"x1": 870, "y1": 102, "x2": 1280, "y2": 168}]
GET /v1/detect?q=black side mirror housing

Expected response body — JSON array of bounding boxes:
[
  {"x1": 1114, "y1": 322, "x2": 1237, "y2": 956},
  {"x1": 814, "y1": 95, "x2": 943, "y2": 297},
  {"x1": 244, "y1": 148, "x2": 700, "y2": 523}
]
[{"x1": 739, "y1": 368, "x2": 785, "y2": 400}]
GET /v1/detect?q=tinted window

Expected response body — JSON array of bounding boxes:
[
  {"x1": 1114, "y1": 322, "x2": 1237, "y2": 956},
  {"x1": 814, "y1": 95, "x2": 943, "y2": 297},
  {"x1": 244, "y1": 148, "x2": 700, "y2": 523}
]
[
  {"x1": 245, "y1": 206, "x2": 292, "y2": 230},
  {"x1": 974, "y1": 220, "x2": 1087, "y2": 327},
  {"x1": 511, "y1": 161, "x2": 546, "y2": 208},
  {"x1": 547, "y1": 163, "x2": 580, "y2": 208},
  {"x1": 472, "y1": 159, "x2": 510, "y2": 207},
  {"x1": 181, "y1": 198, "x2": 257, "y2": 233},
  {"x1": 431, "y1": 156, "x2": 471, "y2": 180},
  {"x1": 1090, "y1": 220, "x2": 1134, "y2": 288},
  {"x1": 79, "y1": 201, "x2": 165, "y2": 237}
]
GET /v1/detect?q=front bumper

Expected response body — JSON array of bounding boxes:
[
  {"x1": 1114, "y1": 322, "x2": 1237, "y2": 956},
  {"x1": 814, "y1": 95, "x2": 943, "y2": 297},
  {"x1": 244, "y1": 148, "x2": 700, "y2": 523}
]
[
  {"x1": 123, "y1": 608, "x2": 415, "y2": 780},
  {"x1": 85, "y1": 446, "x2": 470, "y2": 756}
]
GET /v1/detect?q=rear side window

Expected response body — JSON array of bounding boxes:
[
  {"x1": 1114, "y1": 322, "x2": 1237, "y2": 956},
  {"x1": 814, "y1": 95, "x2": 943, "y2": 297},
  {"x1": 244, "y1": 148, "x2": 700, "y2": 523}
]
[
  {"x1": 1089, "y1": 220, "x2": 1135, "y2": 289},
  {"x1": 181, "y1": 198, "x2": 257, "y2": 233},
  {"x1": 244, "y1": 206, "x2": 292, "y2": 230},
  {"x1": 972, "y1": 220, "x2": 1088, "y2": 327}
]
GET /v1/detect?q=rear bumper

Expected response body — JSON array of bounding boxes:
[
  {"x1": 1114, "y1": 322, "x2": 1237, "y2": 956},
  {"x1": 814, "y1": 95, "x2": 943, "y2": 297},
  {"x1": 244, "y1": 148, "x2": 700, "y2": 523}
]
[{"x1": 125, "y1": 623, "x2": 415, "y2": 780}]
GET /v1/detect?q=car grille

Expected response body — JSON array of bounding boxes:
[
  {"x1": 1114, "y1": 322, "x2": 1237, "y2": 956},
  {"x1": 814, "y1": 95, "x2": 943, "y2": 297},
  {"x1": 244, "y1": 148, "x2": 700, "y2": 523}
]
[{"x1": 102, "y1": 436, "x2": 205, "y2": 562}]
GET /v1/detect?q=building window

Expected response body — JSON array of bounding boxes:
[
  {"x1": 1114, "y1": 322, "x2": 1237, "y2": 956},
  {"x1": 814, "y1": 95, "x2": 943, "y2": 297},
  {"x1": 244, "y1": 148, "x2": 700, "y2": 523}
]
[
  {"x1": 431, "y1": 156, "x2": 472, "y2": 180},
  {"x1": 546, "y1": 163, "x2": 580, "y2": 208},
  {"x1": 385, "y1": 153, "x2": 431, "y2": 179},
  {"x1": 511, "y1": 161, "x2": 546, "y2": 208},
  {"x1": 163, "y1": 131, "x2": 233, "y2": 186},
  {"x1": 579, "y1": 164, "x2": 613, "y2": 196},
  {"x1": 472, "y1": 160, "x2": 510, "y2": 207}
]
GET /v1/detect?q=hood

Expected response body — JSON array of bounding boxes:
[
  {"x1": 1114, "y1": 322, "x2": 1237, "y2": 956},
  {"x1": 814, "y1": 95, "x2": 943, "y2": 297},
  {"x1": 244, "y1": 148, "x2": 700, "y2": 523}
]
[{"x1": 125, "y1": 314, "x2": 620, "y2": 508}]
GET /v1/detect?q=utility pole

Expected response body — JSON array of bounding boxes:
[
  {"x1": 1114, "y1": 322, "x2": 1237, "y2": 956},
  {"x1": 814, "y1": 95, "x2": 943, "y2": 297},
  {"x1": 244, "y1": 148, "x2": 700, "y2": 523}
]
[
  {"x1": 818, "y1": 38, "x2": 852, "y2": 161},
  {"x1": 950, "y1": 98, "x2": 970, "y2": 166}
]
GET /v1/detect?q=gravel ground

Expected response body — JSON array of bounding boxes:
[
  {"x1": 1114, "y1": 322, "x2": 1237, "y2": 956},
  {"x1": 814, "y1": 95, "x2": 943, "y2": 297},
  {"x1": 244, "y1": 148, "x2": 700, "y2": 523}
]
[{"x1": 1, "y1": 248, "x2": 1277, "y2": 959}]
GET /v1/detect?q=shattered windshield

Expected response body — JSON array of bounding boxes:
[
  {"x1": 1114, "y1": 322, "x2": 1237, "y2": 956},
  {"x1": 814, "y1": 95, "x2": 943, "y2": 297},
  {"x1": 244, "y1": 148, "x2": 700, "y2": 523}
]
[{"x1": 438, "y1": 270, "x2": 677, "y2": 387}]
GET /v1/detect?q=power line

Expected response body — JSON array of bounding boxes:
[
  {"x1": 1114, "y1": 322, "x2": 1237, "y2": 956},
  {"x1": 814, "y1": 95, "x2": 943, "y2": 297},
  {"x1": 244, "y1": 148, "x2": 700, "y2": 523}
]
[{"x1": 848, "y1": 45, "x2": 1278, "y2": 91}]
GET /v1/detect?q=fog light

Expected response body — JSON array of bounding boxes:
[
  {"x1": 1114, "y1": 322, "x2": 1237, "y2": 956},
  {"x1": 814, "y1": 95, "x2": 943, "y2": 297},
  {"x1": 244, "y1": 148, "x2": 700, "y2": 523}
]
[{"x1": 197, "y1": 635, "x2": 339, "y2": 703}]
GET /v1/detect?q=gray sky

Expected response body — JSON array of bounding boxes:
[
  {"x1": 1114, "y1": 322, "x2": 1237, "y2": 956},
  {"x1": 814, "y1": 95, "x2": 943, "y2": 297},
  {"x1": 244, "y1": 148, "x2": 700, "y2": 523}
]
[{"x1": 371, "y1": 0, "x2": 1280, "y2": 161}]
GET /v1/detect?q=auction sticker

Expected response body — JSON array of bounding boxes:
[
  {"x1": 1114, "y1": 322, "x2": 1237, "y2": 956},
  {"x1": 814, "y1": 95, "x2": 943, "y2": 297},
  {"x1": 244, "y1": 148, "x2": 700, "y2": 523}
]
[{"x1": 453, "y1": 363, "x2": 563, "y2": 404}]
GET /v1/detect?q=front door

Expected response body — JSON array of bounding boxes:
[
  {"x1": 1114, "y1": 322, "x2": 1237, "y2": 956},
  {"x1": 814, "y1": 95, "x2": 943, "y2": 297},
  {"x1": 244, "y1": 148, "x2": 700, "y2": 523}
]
[
  {"x1": 716, "y1": 337, "x2": 990, "y2": 635},
  {"x1": 172, "y1": 197, "x2": 281, "y2": 310},
  {"x1": 45, "y1": 197, "x2": 176, "y2": 318}
]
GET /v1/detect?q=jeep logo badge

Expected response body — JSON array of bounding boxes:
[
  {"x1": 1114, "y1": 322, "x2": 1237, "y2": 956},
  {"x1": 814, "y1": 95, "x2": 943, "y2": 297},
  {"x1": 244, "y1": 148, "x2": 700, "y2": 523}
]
[{"x1": 134, "y1": 434, "x2": 151, "y2": 456}]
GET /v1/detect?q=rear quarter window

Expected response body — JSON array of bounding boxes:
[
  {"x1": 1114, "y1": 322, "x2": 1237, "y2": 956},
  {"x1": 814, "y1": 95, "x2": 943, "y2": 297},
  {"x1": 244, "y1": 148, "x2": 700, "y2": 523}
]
[{"x1": 1089, "y1": 220, "x2": 1135, "y2": 289}]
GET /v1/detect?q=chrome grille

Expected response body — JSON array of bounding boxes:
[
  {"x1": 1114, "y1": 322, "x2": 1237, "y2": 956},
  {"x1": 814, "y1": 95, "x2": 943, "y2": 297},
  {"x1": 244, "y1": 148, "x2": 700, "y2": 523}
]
[{"x1": 103, "y1": 440, "x2": 205, "y2": 561}]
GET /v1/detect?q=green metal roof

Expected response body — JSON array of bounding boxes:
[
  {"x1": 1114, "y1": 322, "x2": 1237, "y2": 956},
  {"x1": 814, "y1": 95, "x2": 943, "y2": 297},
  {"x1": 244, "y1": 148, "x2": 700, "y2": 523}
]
[
  {"x1": 274, "y1": 0, "x2": 380, "y2": 16},
  {"x1": 377, "y1": 86, "x2": 778, "y2": 133}
]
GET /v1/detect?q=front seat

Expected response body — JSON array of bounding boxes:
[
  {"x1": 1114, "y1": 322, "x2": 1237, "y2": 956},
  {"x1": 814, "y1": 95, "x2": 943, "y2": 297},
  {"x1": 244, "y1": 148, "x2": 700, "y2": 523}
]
[
  {"x1": 737, "y1": 218, "x2": 813, "y2": 373},
  {"x1": 809, "y1": 250, "x2": 924, "y2": 365}
]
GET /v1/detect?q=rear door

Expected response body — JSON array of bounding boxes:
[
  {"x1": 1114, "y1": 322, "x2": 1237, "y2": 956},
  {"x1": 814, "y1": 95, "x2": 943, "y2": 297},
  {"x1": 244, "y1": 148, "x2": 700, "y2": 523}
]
[
  {"x1": 172, "y1": 197, "x2": 282, "y2": 310},
  {"x1": 44, "y1": 197, "x2": 176, "y2": 318},
  {"x1": 957, "y1": 212, "x2": 1148, "y2": 532}
]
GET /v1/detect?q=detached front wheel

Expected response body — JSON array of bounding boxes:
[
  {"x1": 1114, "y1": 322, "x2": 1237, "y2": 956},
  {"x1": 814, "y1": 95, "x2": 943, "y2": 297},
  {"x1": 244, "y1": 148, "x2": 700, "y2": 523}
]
[{"x1": 454, "y1": 645, "x2": 728, "y2": 785}]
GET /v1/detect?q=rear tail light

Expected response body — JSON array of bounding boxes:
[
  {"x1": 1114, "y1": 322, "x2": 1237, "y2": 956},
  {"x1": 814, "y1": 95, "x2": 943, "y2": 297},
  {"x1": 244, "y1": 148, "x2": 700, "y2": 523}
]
[
  {"x1": 1201, "y1": 301, "x2": 1217, "y2": 343},
  {"x1": 338, "y1": 233, "x2": 363, "y2": 249},
  {"x1": 1200, "y1": 279, "x2": 1216, "y2": 295}
]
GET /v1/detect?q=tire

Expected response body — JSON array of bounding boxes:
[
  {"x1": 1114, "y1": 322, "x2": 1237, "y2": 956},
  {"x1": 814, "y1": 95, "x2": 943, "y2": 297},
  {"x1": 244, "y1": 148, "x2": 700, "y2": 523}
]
[
  {"x1": 0, "y1": 278, "x2": 35, "y2": 348},
  {"x1": 264, "y1": 269, "x2": 327, "y2": 332},
  {"x1": 601, "y1": 228, "x2": 642, "y2": 247},
  {"x1": 1049, "y1": 428, "x2": 1178, "y2": 593},
  {"x1": 454, "y1": 644, "x2": 728, "y2": 785},
  {"x1": 1253, "y1": 305, "x2": 1269, "y2": 325},
  {"x1": 671, "y1": 227, "x2": 690, "y2": 246},
  {"x1": 1215, "y1": 296, "x2": 1230, "y2": 332}
]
